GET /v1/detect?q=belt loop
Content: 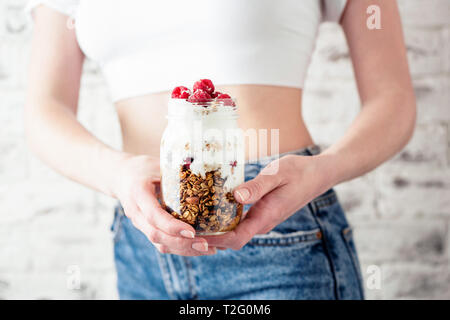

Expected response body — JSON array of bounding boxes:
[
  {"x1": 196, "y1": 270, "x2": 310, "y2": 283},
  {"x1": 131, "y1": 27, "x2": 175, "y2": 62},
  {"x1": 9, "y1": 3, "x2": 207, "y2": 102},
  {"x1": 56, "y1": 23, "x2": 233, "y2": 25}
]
[
  {"x1": 308, "y1": 199, "x2": 318, "y2": 217},
  {"x1": 306, "y1": 145, "x2": 321, "y2": 156},
  {"x1": 116, "y1": 203, "x2": 125, "y2": 216}
]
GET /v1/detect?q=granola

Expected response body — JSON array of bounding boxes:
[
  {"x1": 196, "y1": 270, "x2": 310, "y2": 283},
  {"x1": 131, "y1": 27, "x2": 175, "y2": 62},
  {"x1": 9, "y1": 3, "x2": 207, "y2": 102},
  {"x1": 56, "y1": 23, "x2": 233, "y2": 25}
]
[{"x1": 162, "y1": 165, "x2": 243, "y2": 234}]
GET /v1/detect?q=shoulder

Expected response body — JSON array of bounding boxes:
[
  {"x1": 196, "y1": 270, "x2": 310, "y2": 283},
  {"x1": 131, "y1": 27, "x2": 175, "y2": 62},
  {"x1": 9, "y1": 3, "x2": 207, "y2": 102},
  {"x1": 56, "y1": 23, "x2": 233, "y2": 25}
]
[{"x1": 25, "y1": 0, "x2": 79, "y2": 19}]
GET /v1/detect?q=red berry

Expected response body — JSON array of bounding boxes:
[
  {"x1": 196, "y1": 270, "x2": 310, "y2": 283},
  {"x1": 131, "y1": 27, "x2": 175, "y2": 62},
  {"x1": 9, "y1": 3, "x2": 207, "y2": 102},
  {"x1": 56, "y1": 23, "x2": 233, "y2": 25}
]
[
  {"x1": 211, "y1": 91, "x2": 221, "y2": 98},
  {"x1": 216, "y1": 93, "x2": 235, "y2": 106},
  {"x1": 216, "y1": 93, "x2": 231, "y2": 99},
  {"x1": 184, "y1": 157, "x2": 194, "y2": 163},
  {"x1": 171, "y1": 86, "x2": 191, "y2": 99},
  {"x1": 187, "y1": 89, "x2": 212, "y2": 103},
  {"x1": 193, "y1": 79, "x2": 215, "y2": 95},
  {"x1": 179, "y1": 91, "x2": 190, "y2": 99},
  {"x1": 230, "y1": 160, "x2": 237, "y2": 167},
  {"x1": 182, "y1": 157, "x2": 194, "y2": 170}
]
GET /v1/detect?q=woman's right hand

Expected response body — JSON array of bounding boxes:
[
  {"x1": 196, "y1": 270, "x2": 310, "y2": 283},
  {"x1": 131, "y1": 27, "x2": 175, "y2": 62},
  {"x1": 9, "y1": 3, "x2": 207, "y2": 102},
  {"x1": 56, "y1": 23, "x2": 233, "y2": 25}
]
[{"x1": 112, "y1": 154, "x2": 216, "y2": 256}]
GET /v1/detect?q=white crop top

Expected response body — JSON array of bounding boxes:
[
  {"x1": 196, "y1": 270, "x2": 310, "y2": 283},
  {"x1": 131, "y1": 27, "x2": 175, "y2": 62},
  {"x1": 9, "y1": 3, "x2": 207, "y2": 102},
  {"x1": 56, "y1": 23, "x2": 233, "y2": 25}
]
[{"x1": 26, "y1": 0, "x2": 347, "y2": 102}]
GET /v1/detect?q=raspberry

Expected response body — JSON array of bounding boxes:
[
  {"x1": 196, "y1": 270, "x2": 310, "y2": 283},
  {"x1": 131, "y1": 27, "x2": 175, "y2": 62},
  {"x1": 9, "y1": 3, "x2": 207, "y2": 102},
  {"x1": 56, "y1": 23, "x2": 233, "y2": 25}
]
[
  {"x1": 182, "y1": 157, "x2": 194, "y2": 170},
  {"x1": 171, "y1": 86, "x2": 191, "y2": 99},
  {"x1": 216, "y1": 93, "x2": 231, "y2": 99},
  {"x1": 193, "y1": 79, "x2": 215, "y2": 95},
  {"x1": 216, "y1": 93, "x2": 235, "y2": 106},
  {"x1": 187, "y1": 89, "x2": 212, "y2": 103},
  {"x1": 211, "y1": 91, "x2": 221, "y2": 98}
]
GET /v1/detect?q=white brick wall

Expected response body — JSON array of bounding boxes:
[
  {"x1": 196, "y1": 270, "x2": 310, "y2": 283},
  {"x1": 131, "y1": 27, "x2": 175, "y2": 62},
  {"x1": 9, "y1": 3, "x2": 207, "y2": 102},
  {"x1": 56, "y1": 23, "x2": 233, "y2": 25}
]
[{"x1": 0, "y1": 0, "x2": 449, "y2": 299}]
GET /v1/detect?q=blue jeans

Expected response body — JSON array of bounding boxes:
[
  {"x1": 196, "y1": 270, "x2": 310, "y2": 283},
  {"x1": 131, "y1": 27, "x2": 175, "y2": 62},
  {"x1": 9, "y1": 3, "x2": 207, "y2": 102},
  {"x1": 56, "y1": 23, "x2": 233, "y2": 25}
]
[{"x1": 111, "y1": 146, "x2": 364, "y2": 299}]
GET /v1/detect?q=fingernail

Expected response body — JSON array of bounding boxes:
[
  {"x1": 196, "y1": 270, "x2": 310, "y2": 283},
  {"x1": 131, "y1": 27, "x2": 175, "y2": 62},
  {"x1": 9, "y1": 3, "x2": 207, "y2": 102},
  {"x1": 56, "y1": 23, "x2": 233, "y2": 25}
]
[
  {"x1": 235, "y1": 188, "x2": 250, "y2": 202},
  {"x1": 192, "y1": 242, "x2": 208, "y2": 252},
  {"x1": 180, "y1": 230, "x2": 195, "y2": 239}
]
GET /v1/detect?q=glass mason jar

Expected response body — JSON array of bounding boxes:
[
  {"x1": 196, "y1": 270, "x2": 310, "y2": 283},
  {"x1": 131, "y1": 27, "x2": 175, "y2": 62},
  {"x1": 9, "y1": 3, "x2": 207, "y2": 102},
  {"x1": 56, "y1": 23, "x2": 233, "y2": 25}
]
[{"x1": 160, "y1": 98, "x2": 245, "y2": 235}]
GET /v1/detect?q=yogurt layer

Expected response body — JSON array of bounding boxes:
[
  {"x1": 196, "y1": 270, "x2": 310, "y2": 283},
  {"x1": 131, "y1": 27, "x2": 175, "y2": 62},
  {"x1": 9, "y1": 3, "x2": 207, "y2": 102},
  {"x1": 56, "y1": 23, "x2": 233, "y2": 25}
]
[{"x1": 162, "y1": 99, "x2": 244, "y2": 190}]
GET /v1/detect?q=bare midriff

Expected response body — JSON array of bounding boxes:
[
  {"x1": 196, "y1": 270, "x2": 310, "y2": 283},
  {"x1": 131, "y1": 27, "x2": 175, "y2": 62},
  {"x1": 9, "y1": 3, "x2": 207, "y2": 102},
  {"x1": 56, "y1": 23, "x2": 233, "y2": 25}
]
[{"x1": 115, "y1": 85, "x2": 314, "y2": 160}]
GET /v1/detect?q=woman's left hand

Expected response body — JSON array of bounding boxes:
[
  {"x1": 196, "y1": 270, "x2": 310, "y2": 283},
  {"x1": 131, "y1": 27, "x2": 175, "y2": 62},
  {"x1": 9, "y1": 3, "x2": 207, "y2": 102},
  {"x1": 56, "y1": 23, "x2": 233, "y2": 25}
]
[{"x1": 203, "y1": 154, "x2": 335, "y2": 250}]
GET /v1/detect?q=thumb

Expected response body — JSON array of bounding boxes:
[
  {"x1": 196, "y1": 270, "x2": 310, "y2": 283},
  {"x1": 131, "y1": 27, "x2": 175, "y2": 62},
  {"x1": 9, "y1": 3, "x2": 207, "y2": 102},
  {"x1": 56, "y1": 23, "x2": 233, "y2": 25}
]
[{"x1": 233, "y1": 173, "x2": 281, "y2": 204}]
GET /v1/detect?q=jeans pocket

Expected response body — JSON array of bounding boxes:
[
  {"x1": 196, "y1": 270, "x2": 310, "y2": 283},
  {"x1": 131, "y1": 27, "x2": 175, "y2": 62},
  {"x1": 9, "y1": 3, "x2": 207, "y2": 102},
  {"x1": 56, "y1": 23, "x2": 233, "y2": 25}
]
[
  {"x1": 111, "y1": 205, "x2": 124, "y2": 243},
  {"x1": 342, "y1": 226, "x2": 365, "y2": 298},
  {"x1": 248, "y1": 228, "x2": 323, "y2": 247}
]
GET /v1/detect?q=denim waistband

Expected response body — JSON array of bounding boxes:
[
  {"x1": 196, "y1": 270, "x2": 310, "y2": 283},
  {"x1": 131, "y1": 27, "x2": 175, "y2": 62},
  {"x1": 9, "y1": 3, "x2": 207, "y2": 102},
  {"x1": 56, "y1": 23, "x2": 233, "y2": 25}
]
[{"x1": 246, "y1": 145, "x2": 321, "y2": 167}]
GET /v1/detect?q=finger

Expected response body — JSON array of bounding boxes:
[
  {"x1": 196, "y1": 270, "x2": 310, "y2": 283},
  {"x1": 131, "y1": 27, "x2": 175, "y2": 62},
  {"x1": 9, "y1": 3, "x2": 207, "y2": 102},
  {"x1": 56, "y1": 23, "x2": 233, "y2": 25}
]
[
  {"x1": 244, "y1": 186, "x2": 293, "y2": 234},
  {"x1": 132, "y1": 213, "x2": 216, "y2": 256},
  {"x1": 205, "y1": 187, "x2": 288, "y2": 249},
  {"x1": 129, "y1": 209, "x2": 155, "y2": 240},
  {"x1": 233, "y1": 173, "x2": 282, "y2": 205},
  {"x1": 134, "y1": 181, "x2": 196, "y2": 238},
  {"x1": 124, "y1": 196, "x2": 213, "y2": 255},
  {"x1": 121, "y1": 200, "x2": 141, "y2": 222},
  {"x1": 203, "y1": 205, "x2": 267, "y2": 250},
  {"x1": 149, "y1": 206, "x2": 197, "y2": 239},
  {"x1": 153, "y1": 242, "x2": 217, "y2": 256}
]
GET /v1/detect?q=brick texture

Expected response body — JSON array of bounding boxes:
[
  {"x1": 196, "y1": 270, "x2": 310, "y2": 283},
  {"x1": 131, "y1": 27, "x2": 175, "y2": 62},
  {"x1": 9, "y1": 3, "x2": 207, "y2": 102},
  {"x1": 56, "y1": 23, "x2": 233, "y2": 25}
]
[{"x1": 0, "y1": 0, "x2": 449, "y2": 299}]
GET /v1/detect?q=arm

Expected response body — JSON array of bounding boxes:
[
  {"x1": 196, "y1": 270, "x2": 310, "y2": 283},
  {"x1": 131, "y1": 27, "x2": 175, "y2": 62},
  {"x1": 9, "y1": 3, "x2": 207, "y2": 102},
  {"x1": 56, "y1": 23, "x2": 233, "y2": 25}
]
[
  {"x1": 25, "y1": 6, "x2": 214, "y2": 256},
  {"x1": 25, "y1": 6, "x2": 123, "y2": 196},
  {"x1": 205, "y1": 0, "x2": 416, "y2": 249},
  {"x1": 322, "y1": 0, "x2": 416, "y2": 185}
]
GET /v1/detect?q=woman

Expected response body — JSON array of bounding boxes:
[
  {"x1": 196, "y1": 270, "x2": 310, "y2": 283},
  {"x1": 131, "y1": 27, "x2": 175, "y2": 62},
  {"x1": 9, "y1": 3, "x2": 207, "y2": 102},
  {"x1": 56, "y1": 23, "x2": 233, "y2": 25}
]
[{"x1": 25, "y1": 0, "x2": 416, "y2": 299}]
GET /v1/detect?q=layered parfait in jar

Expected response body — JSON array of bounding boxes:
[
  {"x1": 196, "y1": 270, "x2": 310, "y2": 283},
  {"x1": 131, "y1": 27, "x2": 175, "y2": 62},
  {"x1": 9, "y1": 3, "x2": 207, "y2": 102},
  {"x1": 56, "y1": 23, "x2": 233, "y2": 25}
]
[{"x1": 160, "y1": 79, "x2": 244, "y2": 235}]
